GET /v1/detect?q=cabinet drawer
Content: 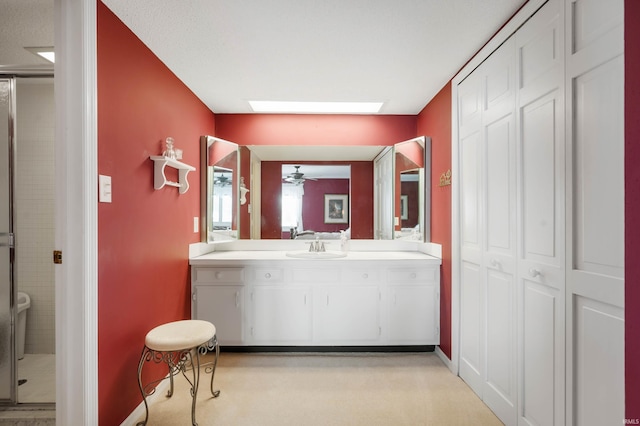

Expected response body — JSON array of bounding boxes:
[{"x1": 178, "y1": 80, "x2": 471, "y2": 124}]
[
  {"x1": 194, "y1": 267, "x2": 244, "y2": 284},
  {"x1": 251, "y1": 267, "x2": 284, "y2": 283},
  {"x1": 387, "y1": 268, "x2": 437, "y2": 283},
  {"x1": 342, "y1": 268, "x2": 380, "y2": 283},
  {"x1": 291, "y1": 268, "x2": 340, "y2": 283}
]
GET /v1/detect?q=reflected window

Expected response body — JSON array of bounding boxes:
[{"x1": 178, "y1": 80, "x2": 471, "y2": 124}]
[
  {"x1": 281, "y1": 183, "x2": 304, "y2": 229},
  {"x1": 212, "y1": 185, "x2": 232, "y2": 228}
]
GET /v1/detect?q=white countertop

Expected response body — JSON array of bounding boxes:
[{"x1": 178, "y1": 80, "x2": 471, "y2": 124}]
[{"x1": 190, "y1": 250, "x2": 441, "y2": 265}]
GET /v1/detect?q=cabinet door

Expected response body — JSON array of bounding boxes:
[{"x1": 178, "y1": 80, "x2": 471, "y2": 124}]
[
  {"x1": 250, "y1": 286, "x2": 312, "y2": 343},
  {"x1": 194, "y1": 285, "x2": 244, "y2": 346},
  {"x1": 315, "y1": 285, "x2": 380, "y2": 343},
  {"x1": 388, "y1": 284, "x2": 439, "y2": 344}
]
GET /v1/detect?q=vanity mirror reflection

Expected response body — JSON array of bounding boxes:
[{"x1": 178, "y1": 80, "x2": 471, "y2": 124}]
[
  {"x1": 200, "y1": 136, "x2": 430, "y2": 243},
  {"x1": 200, "y1": 136, "x2": 240, "y2": 242}
]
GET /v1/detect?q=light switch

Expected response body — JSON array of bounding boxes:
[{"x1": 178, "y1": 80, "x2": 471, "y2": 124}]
[
  {"x1": 193, "y1": 217, "x2": 199, "y2": 233},
  {"x1": 99, "y1": 175, "x2": 112, "y2": 203},
  {"x1": 394, "y1": 217, "x2": 399, "y2": 226}
]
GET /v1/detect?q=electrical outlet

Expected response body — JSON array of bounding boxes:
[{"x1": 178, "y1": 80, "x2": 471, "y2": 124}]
[{"x1": 193, "y1": 217, "x2": 199, "y2": 233}]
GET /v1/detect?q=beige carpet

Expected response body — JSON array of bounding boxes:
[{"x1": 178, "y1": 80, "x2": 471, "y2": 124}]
[{"x1": 135, "y1": 352, "x2": 503, "y2": 426}]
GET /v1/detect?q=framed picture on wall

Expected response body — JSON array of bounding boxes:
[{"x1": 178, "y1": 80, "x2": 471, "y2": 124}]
[
  {"x1": 400, "y1": 195, "x2": 409, "y2": 220},
  {"x1": 324, "y1": 194, "x2": 348, "y2": 224}
]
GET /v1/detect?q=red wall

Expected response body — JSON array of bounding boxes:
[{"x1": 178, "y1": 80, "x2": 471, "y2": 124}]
[
  {"x1": 97, "y1": 2, "x2": 215, "y2": 425},
  {"x1": 625, "y1": 0, "x2": 640, "y2": 420},
  {"x1": 298, "y1": 178, "x2": 350, "y2": 233},
  {"x1": 216, "y1": 114, "x2": 416, "y2": 146},
  {"x1": 417, "y1": 82, "x2": 452, "y2": 359}
]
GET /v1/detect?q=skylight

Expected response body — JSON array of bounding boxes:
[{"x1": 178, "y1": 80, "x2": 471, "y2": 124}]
[
  {"x1": 248, "y1": 101, "x2": 383, "y2": 114},
  {"x1": 25, "y1": 47, "x2": 55, "y2": 64}
]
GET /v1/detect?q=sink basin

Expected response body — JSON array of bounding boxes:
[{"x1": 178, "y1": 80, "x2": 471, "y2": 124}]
[{"x1": 285, "y1": 250, "x2": 347, "y2": 259}]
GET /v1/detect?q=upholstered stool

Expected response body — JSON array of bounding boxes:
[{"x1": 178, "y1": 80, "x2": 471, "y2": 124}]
[{"x1": 137, "y1": 319, "x2": 220, "y2": 426}]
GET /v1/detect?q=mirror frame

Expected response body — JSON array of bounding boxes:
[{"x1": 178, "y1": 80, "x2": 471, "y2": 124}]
[
  {"x1": 200, "y1": 136, "x2": 431, "y2": 243},
  {"x1": 200, "y1": 135, "x2": 240, "y2": 242},
  {"x1": 393, "y1": 136, "x2": 431, "y2": 242}
]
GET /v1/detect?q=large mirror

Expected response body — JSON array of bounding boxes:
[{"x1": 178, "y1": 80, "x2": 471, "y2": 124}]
[
  {"x1": 200, "y1": 136, "x2": 240, "y2": 242},
  {"x1": 201, "y1": 137, "x2": 430, "y2": 242}
]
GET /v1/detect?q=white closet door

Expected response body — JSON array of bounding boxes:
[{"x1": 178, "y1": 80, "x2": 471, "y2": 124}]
[
  {"x1": 515, "y1": 1, "x2": 565, "y2": 425},
  {"x1": 482, "y1": 37, "x2": 518, "y2": 426},
  {"x1": 458, "y1": 68, "x2": 485, "y2": 397},
  {"x1": 565, "y1": 1, "x2": 625, "y2": 425}
]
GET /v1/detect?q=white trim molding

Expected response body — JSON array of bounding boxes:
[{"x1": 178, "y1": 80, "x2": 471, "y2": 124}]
[{"x1": 54, "y1": 0, "x2": 98, "y2": 423}]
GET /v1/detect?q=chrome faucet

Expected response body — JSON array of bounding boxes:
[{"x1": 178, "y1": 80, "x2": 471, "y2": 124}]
[{"x1": 309, "y1": 236, "x2": 325, "y2": 252}]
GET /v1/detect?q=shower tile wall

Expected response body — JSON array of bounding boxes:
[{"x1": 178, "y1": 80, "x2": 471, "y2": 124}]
[{"x1": 15, "y1": 78, "x2": 55, "y2": 354}]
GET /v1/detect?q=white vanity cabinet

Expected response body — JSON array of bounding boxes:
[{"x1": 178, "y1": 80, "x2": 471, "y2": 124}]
[
  {"x1": 248, "y1": 266, "x2": 313, "y2": 343},
  {"x1": 190, "y1": 251, "x2": 441, "y2": 347},
  {"x1": 192, "y1": 267, "x2": 245, "y2": 345},
  {"x1": 386, "y1": 267, "x2": 439, "y2": 344}
]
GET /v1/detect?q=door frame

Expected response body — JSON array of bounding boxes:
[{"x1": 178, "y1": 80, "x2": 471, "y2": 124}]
[{"x1": 54, "y1": 0, "x2": 98, "y2": 423}]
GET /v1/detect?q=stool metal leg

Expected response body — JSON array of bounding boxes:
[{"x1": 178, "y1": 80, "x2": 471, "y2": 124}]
[
  {"x1": 136, "y1": 346, "x2": 151, "y2": 426},
  {"x1": 201, "y1": 334, "x2": 221, "y2": 397}
]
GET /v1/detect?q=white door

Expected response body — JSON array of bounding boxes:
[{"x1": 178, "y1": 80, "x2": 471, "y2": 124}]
[
  {"x1": 565, "y1": 1, "x2": 625, "y2": 425},
  {"x1": 482, "y1": 36, "x2": 518, "y2": 426},
  {"x1": 374, "y1": 148, "x2": 394, "y2": 240},
  {"x1": 458, "y1": 35, "x2": 518, "y2": 424},
  {"x1": 457, "y1": 67, "x2": 485, "y2": 397},
  {"x1": 515, "y1": 1, "x2": 565, "y2": 424}
]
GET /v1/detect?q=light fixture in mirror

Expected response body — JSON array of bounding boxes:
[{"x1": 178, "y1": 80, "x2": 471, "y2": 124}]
[{"x1": 200, "y1": 136, "x2": 240, "y2": 242}]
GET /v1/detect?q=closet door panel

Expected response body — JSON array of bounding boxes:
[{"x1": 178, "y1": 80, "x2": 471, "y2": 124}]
[
  {"x1": 573, "y1": 296, "x2": 624, "y2": 426},
  {"x1": 460, "y1": 130, "x2": 482, "y2": 264},
  {"x1": 522, "y1": 280, "x2": 558, "y2": 426},
  {"x1": 459, "y1": 261, "x2": 483, "y2": 396},
  {"x1": 517, "y1": 1, "x2": 562, "y2": 105},
  {"x1": 486, "y1": 116, "x2": 515, "y2": 257},
  {"x1": 572, "y1": 56, "x2": 624, "y2": 279},
  {"x1": 482, "y1": 36, "x2": 517, "y2": 425},
  {"x1": 516, "y1": 1, "x2": 565, "y2": 425},
  {"x1": 484, "y1": 268, "x2": 516, "y2": 424},
  {"x1": 566, "y1": 1, "x2": 624, "y2": 424},
  {"x1": 520, "y1": 93, "x2": 563, "y2": 271}
]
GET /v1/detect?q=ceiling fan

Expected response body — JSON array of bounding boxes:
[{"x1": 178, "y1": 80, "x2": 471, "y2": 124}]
[
  {"x1": 214, "y1": 173, "x2": 232, "y2": 187},
  {"x1": 283, "y1": 166, "x2": 317, "y2": 185}
]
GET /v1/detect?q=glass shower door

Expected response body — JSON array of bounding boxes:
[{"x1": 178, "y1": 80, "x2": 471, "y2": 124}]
[{"x1": 0, "y1": 78, "x2": 16, "y2": 402}]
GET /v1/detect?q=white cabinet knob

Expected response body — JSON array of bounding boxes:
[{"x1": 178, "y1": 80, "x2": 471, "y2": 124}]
[
  {"x1": 410, "y1": 272, "x2": 417, "y2": 279},
  {"x1": 215, "y1": 272, "x2": 222, "y2": 279},
  {"x1": 490, "y1": 259, "x2": 500, "y2": 267},
  {"x1": 265, "y1": 272, "x2": 271, "y2": 279},
  {"x1": 528, "y1": 268, "x2": 541, "y2": 278},
  {"x1": 362, "y1": 273, "x2": 368, "y2": 279}
]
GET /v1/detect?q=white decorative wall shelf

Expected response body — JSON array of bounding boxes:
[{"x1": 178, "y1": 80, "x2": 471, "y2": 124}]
[{"x1": 150, "y1": 156, "x2": 196, "y2": 194}]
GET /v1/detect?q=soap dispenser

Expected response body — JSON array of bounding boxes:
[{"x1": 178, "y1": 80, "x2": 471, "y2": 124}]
[{"x1": 340, "y1": 230, "x2": 349, "y2": 252}]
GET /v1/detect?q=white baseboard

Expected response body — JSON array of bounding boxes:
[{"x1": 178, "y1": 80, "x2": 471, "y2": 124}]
[
  {"x1": 120, "y1": 379, "x2": 170, "y2": 426},
  {"x1": 435, "y1": 346, "x2": 455, "y2": 374}
]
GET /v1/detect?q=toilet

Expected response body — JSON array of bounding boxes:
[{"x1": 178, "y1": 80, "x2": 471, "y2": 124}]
[{"x1": 16, "y1": 292, "x2": 30, "y2": 360}]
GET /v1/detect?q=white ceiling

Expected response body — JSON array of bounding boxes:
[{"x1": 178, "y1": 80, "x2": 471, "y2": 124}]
[{"x1": 0, "y1": 0, "x2": 526, "y2": 114}]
